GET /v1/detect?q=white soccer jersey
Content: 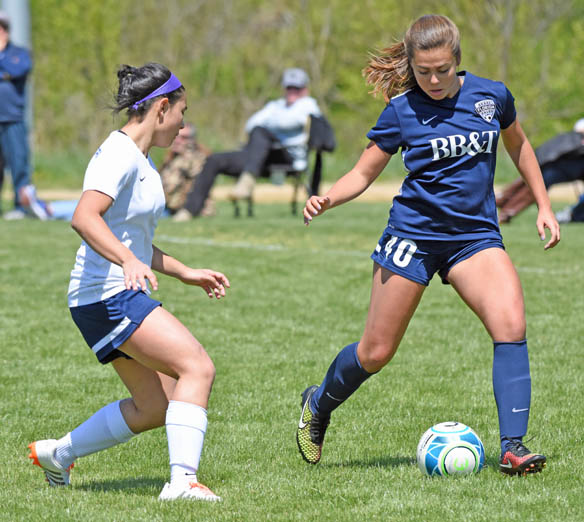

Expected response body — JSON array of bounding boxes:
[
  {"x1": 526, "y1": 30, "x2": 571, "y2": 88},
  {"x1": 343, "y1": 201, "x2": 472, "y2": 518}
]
[{"x1": 68, "y1": 131, "x2": 166, "y2": 307}]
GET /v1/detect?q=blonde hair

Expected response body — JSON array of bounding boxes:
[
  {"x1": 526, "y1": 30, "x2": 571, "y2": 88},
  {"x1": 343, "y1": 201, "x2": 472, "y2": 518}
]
[{"x1": 363, "y1": 14, "x2": 461, "y2": 102}]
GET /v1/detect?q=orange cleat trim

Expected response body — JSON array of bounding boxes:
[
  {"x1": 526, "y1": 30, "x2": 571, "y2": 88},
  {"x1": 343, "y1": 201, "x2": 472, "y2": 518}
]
[
  {"x1": 27, "y1": 442, "x2": 74, "y2": 472},
  {"x1": 188, "y1": 482, "x2": 215, "y2": 494},
  {"x1": 28, "y1": 442, "x2": 41, "y2": 468}
]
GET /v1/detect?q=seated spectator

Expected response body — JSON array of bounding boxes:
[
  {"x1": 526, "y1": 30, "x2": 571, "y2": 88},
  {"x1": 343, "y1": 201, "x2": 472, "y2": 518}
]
[
  {"x1": 173, "y1": 68, "x2": 322, "y2": 221},
  {"x1": 496, "y1": 118, "x2": 584, "y2": 223},
  {"x1": 160, "y1": 122, "x2": 214, "y2": 216}
]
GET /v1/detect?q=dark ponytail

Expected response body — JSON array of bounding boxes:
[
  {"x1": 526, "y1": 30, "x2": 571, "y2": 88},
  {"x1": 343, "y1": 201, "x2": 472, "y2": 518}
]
[{"x1": 113, "y1": 62, "x2": 184, "y2": 117}]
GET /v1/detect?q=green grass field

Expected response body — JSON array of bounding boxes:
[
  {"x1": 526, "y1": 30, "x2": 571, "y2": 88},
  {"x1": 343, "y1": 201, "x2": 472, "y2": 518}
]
[{"x1": 1, "y1": 201, "x2": 583, "y2": 521}]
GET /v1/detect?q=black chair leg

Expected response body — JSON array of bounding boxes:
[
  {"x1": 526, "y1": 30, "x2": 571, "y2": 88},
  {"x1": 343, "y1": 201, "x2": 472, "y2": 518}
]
[
  {"x1": 233, "y1": 198, "x2": 253, "y2": 217},
  {"x1": 291, "y1": 172, "x2": 301, "y2": 215}
]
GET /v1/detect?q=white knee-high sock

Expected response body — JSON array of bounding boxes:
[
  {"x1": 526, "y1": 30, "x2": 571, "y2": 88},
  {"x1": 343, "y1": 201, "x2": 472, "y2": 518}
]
[
  {"x1": 54, "y1": 400, "x2": 136, "y2": 468},
  {"x1": 165, "y1": 400, "x2": 207, "y2": 484}
]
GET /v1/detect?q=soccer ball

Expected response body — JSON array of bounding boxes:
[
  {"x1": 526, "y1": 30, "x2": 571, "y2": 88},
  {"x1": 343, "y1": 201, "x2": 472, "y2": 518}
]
[{"x1": 416, "y1": 421, "x2": 485, "y2": 477}]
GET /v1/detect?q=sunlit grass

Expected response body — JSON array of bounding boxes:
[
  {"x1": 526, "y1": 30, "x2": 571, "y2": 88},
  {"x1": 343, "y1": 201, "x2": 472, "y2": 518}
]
[{"x1": 1, "y1": 202, "x2": 582, "y2": 521}]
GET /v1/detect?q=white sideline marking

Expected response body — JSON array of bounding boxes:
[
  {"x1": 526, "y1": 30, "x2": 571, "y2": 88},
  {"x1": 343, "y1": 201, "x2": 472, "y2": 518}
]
[
  {"x1": 156, "y1": 235, "x2": 575, "y2": 274},
  {"x1": 158, "y1": 235, "x2": 286, "y2": 252},
  {"x1": 515, "y1": 266, "x2": 574, "y2": 275},
  {"x1": 156, "y1": 234, "x2": 363, "y2": 257}
]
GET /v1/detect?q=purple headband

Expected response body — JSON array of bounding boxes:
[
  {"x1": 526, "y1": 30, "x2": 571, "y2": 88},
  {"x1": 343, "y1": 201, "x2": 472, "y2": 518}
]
[{"x1": 131, "y1": 73, "x2": 183, "y2": 110}]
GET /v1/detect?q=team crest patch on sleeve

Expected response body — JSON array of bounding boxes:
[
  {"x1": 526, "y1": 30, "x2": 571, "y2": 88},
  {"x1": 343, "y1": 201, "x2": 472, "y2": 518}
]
[{"x1": 475, "y1": 99, "x2": 496, "y2": 122}]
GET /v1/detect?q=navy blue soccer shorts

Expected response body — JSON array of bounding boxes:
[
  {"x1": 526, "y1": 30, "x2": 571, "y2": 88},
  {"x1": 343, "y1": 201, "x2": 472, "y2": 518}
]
[
  {"x1": 70, "y1": 289, "x2": 161, "y2": 364},
  {"x1": 370, "y1": 231, "x2": 505, "y2": 286}
]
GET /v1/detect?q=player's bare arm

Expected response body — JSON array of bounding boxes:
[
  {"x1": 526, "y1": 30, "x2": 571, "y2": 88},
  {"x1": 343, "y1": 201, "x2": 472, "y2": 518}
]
[
  {"x1": 501, "y1": 120, "x2": 560, "y2": 249},
  {"x1": 151, "y1": 245, "x2": 230, "y2": 299},
  {"x1": 72, "y1": 189, "x2": 158, "y2": 291},
  {"x1": 303, "y1": 142, "x2": 391, "y2": 224}
]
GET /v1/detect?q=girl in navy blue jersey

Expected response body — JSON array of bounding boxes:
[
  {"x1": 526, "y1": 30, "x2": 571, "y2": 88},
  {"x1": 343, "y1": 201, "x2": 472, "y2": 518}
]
[{"x1": 296, "y1": 14, "x2": 560, "y2": 476}]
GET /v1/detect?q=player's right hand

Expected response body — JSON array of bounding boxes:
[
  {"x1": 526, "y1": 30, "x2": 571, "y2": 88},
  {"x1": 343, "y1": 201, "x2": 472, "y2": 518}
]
[{"x1": 303, "y1": 195, "x2": 331, "y2": 225}]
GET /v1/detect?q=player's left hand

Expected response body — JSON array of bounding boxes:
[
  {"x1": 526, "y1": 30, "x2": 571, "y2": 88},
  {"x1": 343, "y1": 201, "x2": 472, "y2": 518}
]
[
  {"x1": 180, "y1": 268, "x2": 230, "y2": 299},
  {"x1": 536, "y1": 207, "x2": 560, "y2": 250}
]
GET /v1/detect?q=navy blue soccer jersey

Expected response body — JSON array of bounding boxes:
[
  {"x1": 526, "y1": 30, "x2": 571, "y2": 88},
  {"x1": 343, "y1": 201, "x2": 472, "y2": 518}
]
[{"x1": 367, "y1": 71, "x2": 516, "y2": 240}]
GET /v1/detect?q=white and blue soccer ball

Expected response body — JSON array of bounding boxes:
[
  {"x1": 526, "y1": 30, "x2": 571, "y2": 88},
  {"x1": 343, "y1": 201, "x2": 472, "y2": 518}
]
[{"x1": 416, "y1": 421, "x2": 485, "y2": 477}]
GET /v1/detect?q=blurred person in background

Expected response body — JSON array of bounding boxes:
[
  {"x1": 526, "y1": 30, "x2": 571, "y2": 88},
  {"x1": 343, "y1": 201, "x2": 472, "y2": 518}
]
[
  {"x1": 555, "y1": 192, "x2": 584, "y2": 223},
  {"x1": 0, "y1": 146, "x2": 4, "y2": 215},
  {"x1": 173, "y1": 67, "x2": 321, "y2": 220},
  {"x1": 160, "y1": 122, "x2": 215, "y2": 217},
  {"x1": 496, "y1": 118, "x2": 584, "y2": 224},
  {"x1": 0, "y1": 10, "x2": 50, "y2": 220}
]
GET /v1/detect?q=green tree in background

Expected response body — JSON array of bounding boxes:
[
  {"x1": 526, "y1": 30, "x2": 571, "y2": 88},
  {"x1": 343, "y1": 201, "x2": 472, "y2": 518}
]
[{"x1": 29, "y1": 0, "x2": 584, "y2": 185}]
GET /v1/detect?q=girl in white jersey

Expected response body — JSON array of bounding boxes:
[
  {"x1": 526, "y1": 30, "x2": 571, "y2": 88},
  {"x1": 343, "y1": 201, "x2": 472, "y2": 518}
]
[{"x1": 28, "y1": 63, "x2": 228, "y2": 501}]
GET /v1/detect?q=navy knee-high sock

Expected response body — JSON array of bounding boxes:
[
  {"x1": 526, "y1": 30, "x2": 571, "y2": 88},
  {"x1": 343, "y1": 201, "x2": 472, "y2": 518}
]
[
  {"x1": 310, "y1": 342, "x2": 373, "y2": 416},
  {"x1": 492, "y1": 340, "x2": 531, "y2": 453}
]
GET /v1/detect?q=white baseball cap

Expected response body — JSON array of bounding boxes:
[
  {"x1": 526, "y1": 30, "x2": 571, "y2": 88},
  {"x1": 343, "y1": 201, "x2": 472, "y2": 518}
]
[
  {"x1": 573, "y1": 118, "x2": 584, "y2": 133},
  {"x1": 282, "y1": 68, "x2": 309, "y2": 88},
  {"x1": 0, "y1": 11, "x2": 10, "y2": 31}
]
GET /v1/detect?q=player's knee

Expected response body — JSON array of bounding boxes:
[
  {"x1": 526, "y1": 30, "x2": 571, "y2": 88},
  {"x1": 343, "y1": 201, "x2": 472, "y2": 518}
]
[
  {"x1": 248, "y1": 126, "x2": 270, "y2": 140},
  {"x1": 359, "y1": 340, "x2": 397, "y2": 372},
  {"x1": 500, "y1": 328, "x2": 526, "y2": 343},
  {"x1": 201, "y1": 356, "x2": 216, "y2": 385},
  {"x1": 182, "y1": 349, "x2": 216, "y2": 387},
  {"x1": 492, "y1": 314, "x2": 526, "y2": 342}
]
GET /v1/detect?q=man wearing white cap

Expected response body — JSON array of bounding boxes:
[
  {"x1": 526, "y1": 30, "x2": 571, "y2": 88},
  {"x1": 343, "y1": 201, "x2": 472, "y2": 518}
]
[{"x1": 174, "y1": 68, "x2": 321, "y2": 220}]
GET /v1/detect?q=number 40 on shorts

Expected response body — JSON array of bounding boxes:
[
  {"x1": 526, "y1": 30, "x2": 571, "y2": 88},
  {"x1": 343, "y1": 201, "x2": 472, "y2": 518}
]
[{"x1": 384, "y1": 236, "x2": 418, "y2": 268}]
